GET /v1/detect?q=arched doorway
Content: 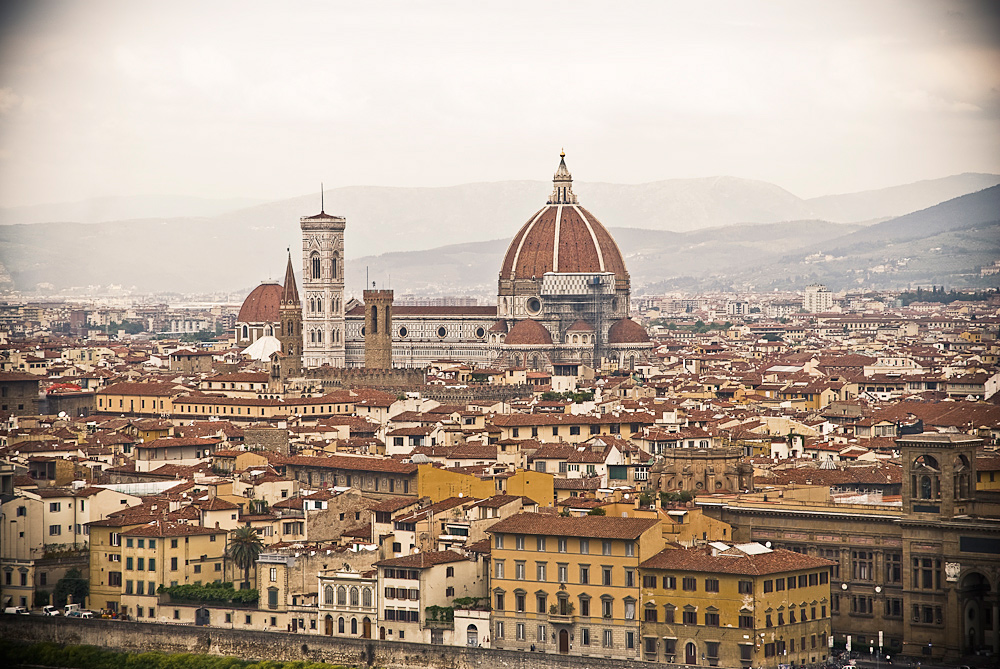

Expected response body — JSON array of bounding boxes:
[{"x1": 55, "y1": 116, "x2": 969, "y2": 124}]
[
  {"x1": 324, "y1": 615, "x2": 333, "y2": 636},
  {"x1": 195, "y1": 607, "x2": 210, "y2": 626},
  {"x1": 379, "y1": 626, "x2": 386, "y2": 640},
  {"x1": 362, "y1": 617, "x2": 371, "y2": 639},
  {"x1": 467, "y1": 624, "x2": 479, "y2": 647},
  {"x1": 559, "y1": 628, "x2": 569, "y2": 654},
  {"x1": 960, "y1": 571, "x2": 991, "y2": 654},
  {"x1": 685, "y1": 641, "x2": 697, "y2": 665}
]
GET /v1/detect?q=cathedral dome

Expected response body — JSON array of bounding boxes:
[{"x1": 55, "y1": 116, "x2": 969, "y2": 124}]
[
  {"x1": 505, "y1": 319, "x2": 553, "y2": 345},
  {"x1": 238, "y1": 282, "x2": 282, "y2": 323},
  {"x1": 608, "y1": 318, "x2": 650, "y2": 344},
  {"x1": 499, "y1": 153, "x2": 628, "y2": 282}
]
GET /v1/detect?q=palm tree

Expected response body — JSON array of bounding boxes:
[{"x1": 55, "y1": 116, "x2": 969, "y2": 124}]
[{"x1": 228, "y1": 526, "x2": 264, "y2": 590}]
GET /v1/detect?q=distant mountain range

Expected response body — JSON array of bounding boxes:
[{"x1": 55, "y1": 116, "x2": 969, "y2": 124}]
[{"x1": 0, "y1": 174, "x2": 997, "y2": 295}]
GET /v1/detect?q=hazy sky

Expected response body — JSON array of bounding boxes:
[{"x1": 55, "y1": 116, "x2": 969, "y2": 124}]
[{"x1": 0, "y1": 0, "x2": 998, "y2": 208}]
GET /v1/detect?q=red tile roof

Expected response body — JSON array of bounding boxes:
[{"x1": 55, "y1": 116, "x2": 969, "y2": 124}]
[
  {"x1": 486, "y1": 512, "x2": 659, "y2": 540},
  {"x1": 640, "y1": 545, "x2": 834, "y2": 576}
]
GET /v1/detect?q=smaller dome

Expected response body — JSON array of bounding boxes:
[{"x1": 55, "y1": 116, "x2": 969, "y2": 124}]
[
  {"x1": 505, "y1": 320, "x2": 553, "y2": 345},
  {"x1": 238, "y1": 282, "x2": 282, "y2": 323},
  {"x1": 608, "y1": 318, "x2": 650, "y2": 344}
]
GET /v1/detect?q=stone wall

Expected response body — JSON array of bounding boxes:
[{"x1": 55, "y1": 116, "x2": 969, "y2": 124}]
[{"x1": 0, "y1": 616, "x2": 682, "y2": 669}]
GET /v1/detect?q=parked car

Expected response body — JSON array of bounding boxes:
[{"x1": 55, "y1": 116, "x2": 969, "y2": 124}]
[
  {"x1": 3, "y1": 606, "x2": 29, "y2": 615},
  {"x1": 42, "y1": 605, "x2": 60, "y2": 616},
  {"x1": 63, "y1": 603, "x2": 81, "y2": 616}
]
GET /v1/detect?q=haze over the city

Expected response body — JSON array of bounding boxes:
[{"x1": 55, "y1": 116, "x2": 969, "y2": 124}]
[{"x1": 1, "y1": 0, "x2": 999, "y2": 210}]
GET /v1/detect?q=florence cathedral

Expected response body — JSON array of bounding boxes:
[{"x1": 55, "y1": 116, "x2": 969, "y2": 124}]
[{"x1": 235, "y1": 153, "x2": 652, "y2": 372}]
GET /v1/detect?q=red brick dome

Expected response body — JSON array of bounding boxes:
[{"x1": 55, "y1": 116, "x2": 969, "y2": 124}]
[
  {"x1": 504, "y1": 319, "x2": 553, "y2": 345},
  {"x1": 608, "y1": 318, "x2": 649, "y2": 344},
  {"x1": 237, "y1": 282, "x2": 282, "y2": 323},
  {"x1": 499, "y1": 154, "x2": 628, "y2": 283}
]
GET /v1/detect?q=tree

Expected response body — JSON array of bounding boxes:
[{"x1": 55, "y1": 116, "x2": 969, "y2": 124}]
[
  {"x1": 228, "y1": 526, "x2": 264, "y2": 590},
  {"x1": 53, "y1": 568, "x2": 88, "y2": 608},
  {"x1": 587, "y1": 507, "x2": 606, "y2": 516}
]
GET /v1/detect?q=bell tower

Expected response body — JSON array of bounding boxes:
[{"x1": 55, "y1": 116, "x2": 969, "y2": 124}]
[
  {"x1": 277, "y1": 251, "x2": 302, "y2": 377},
  {"x1": 300, "y1": 193, "x2": 346, "y2": 368},
  {"x1": 897, "y1": 432, "x2": 980, "y2": 518},
  {"x1": 363, "y1": 289, "x2": 393, "y2": 370}
]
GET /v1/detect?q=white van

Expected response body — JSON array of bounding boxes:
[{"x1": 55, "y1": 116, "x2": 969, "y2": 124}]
[
  {"x1": 3, "y1": 606, "x2": 28, "y2": 615},
  {"x1": 42, "y1": 605, "x2": 60, "y2": 616},
  {"x1": 63, "y1": 603, "x2": 81, "y2": 616}
]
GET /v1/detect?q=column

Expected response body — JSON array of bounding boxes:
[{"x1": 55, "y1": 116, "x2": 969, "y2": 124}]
[{"x1": 993, "y1": 601, "x2": 999, "y2": 655}]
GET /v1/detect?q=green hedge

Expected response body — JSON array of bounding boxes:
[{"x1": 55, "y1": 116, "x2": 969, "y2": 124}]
[
  {"x1": 0, "y1": 640, "x2": 354, "y2": 669},
  {"x1": 159, "y1": 582, "x2": 258, "y2": 606}
]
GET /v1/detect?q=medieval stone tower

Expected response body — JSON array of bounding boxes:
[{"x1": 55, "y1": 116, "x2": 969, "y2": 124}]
[
  {"x1": 301, "y1": 206, "x2": 346, "y2": 367},
  {"x1": 898, "y1": 432, "x2": 980, "y2": 518},
  {"x1": 277, "y1": 251, "x2": 303, "y2": 377},
  {"x1": 363, "y1": 289, "x2": 393, "y2": 369}
]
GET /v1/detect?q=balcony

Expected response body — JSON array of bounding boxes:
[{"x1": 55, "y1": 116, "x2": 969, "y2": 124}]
[{"x1": 548, "y1": 601, "x2": 575, "y2": 622}]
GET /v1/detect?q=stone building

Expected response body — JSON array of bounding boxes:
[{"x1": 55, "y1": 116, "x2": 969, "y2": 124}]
[
  {"x1": 300, "y1": 208, "x2": 347, "y2": 368},
  {"x1": 698, "y1": 432, "x2": 1000, "y2": 663}
]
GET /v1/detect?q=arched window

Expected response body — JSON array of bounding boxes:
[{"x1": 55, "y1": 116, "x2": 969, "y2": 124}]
[
  {"x1": 362, "y1": 588, "x2": 372, "y2": 608},
  {"x1": 241, "y1": 325, "x2": 249, "y2": 340},
  {"x1": 350, "y1": 587, "x2": 359, "y2": 607},
  {"x1": 332, "y1": 253, "x2": 339, "y2": 279},
  {"x1": 371, "y1": 306, "x2": 379, "y2": 335},
  {"x1": 311, "y1": 252, "x2": 321, "y2": 279},
  {"x1": 310, "y1": 330, "x2": 315, "y2": 343},
  {"x1": 920, "y1": 475, "x2": 932, "y2": 499},
  {"x1": 324, "y1": 585, "x2": 334, "y2": 605},
  {"x1": 351, "y1": 618, "x2": 358, "y2": 635},
  {"x1": 338, "y1": 617, "x2": 345, "y2": 634},
  {"x1": 337, "y1": 586, "x2": 347, "y2": 606}
]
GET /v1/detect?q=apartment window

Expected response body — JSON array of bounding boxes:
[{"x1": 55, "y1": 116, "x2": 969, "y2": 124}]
[
  {"x1": 705, "y1": 612, "x2": 720, "y2": 626},
  {"x1": 245, "y1": 614, "x2": 252, "y2": 624},
  {"x1": 537, "y1": 594, "x2": 547, "y2": 614},
  {"x1": 705, "y1": 578, "x2": 719, "y2": 593},
  {"x1": 558, "y1": 564, "x2": 568, "y2": 583},
  {"x1": 884, "y1": 598, "x2": 902, "y2": 618},
  {"x1": 851, "y1": 550, "x2": 873, "y2": 581},
  {"x1": 625, "y1": 569, "x2": 635, "y2": 587},
  {"x1": 125, "y1": 580, "x2": 134, "y2": 594},
  {"x1": 495, "y1": 621, "x2": 504, "y2": 639},
  {"x1": 537, "y1": 537, "x2": 546, "y2": 551},
  {"x1": 738, "y1": 580, "x2": 752, "y2": 594},
  {"x1": 765, "y1": 614, "x2": 772, "y2": 627},
  {"x1": 682, "y1": 610, "x2": 697, "y2": 624},
  {"x1": 739, "y1": 614, "x2": 754, "y2": 629},
  {"x1": 603, "y1": 567, "x2": 612, "y2": 586},
  {"x1": 126, "y1": 557, "x2": 134, "y2": 570},
  {"x1": 194, "y1": 565, "x2": 201, "y2": 574},
  {"x1": 580, "y1": 597, "x2": 590, "y2": 617},
  {"x1": 558, "y1": 538, "x2": 567, "y2": 553},
  {"x1": 776, "y1": 578, "x2": 785, "y2": 591},
  {"x1": 270, "y1": 567, "x2": 278, "y2": 582},
  {"x1": 494, "y1": 560, "x2": 504, "y2": 579},
  {"x1": 580, "y1": 539, "x2": 589, "y2": 554},
  {"x1": 645, "y1": 636, "x2": 657, "y2": 655},
  {"x1": 663, "y1": 606, "x2": 675, "y2": 624},
  {"x1": 624, "y1": 599, "x2": 635, "y2": 620},
  {"x1": 49, "y1": 502, "x2": 61, "y2": 512},
  {"x1": 706, "y1": 641, "x2": 720, "y2": 661},
  {"x1": 663, "y1": 575, "x2": 676, "y2": 590},
  {"x1": 740, "y1": 645, "x2": 753, "y2": 662},
  {"x1": 603, "y1": 629, "x2": 614, "y2": 648},
  {"x1": 49, "y1": 525, "x2": 61, "y2": 536},
  {"x1": 515, "y1": 593, "x2": 525, "y2": 612},
  {"x1": 515, "y1": 561, "x2": 525, "y2": 580},
  {"x1": 516, "y1": 623, "x2": 525, "y2": 641},
  {"x1": 682, "y1": 577, "x2": 697, "y2": 591},
  {"x1": 625, "y1": 541, "x2": 635, "y2": 557},
  {"x1": 138, "y1": 539, "x2": 145, "y2": 548},
  {"x1": 777, "y1": 612, "x2": 784, "y2": 625},
  {"x1": 663, "y1": 638, "x2": 676, "y2": 656},
  {"x1": 108, "y1": 572, "x2": 122, "y2": 587},
  {"x1": 171, "y1": 539, "x2": 178, "y2": 549},
  {"x1": 137, "y1": 558, "x2": 144, "y2": 571},
  {"x1": 602, "y1": 597, "x2": 613, "y2": 619},
  {"x1": 763, "y1": 579, "x2": 773, "y2": 593},
  {"x1": 798, "y1": 574, "x2": 808, "y2": 588},
  {"x1": 148, "y1": 558, "x2": 155, "y2": 571},
  {"x1": 515, "y1": 535, "x2": 525, "y2": 550},
  {"x1": 170, "y1": 557, "x2": 177, "y2": 571},
  {"x1": 644, "y1": 607, "x2": 658, "y2": 622},
  {"x1": 581, "y1": 628, "x2": 591, "y2": 646},
  {"x1": 536, "y1": 562, "x2": 547, "y2": 581},
  {"x1": 626, "y1": 631, "x2": 635, "y2": 650},
  {"x1": 579, "y1": 565, "x2": 589, "y2": 584},
  {"x1": 126, "y1": 538, "x2": 133, "y2": 547},
  {"x1": 494, "y1": 592, "x2": 504, "y2": 611},
  {"x1": 851, "y1": 596, "x2": 874, "y2": 615},
  {"x1": 495, "y1": 535, "x2": 504, "y2": 549},
  {"x1": 602, "y1": 540, "x2": 612, "y2": 556}
]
